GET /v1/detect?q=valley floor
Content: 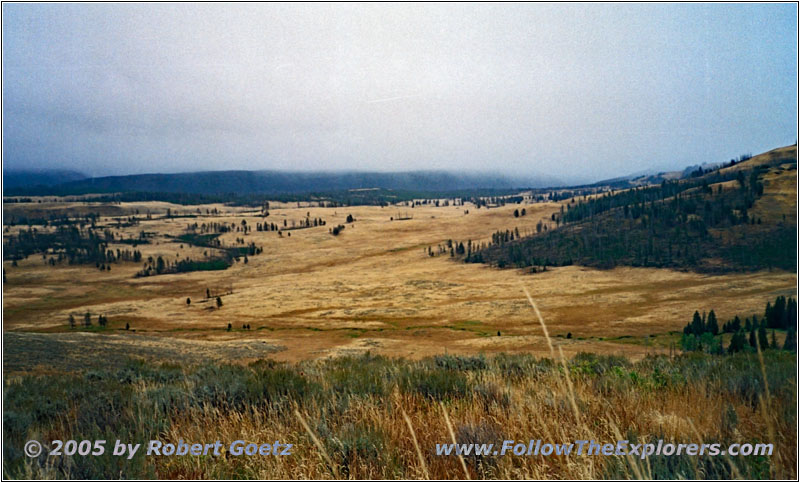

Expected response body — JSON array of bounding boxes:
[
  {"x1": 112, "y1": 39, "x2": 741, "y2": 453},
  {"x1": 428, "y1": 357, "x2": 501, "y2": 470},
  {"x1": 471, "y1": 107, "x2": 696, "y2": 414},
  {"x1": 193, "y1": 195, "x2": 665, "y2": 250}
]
[{"x1": 3, "y1": 199, "x2": 796, "y2": 367}]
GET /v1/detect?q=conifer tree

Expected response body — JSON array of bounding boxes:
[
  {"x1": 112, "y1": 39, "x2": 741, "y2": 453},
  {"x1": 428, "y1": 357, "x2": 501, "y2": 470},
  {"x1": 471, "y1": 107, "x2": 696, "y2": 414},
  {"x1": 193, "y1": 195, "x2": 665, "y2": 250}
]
[
  {"x1": 758, "y1": 324, "x2": 769, "y2": 351},
  {"x1": 691, "y1": 311, "x2": 703, "y2": 335},
  {"x1": 783, "y1": 327, "x2": 796, "y2": 351},
  {"x1": 707, "y1": 310, "x2": 719, "y2": 335}
]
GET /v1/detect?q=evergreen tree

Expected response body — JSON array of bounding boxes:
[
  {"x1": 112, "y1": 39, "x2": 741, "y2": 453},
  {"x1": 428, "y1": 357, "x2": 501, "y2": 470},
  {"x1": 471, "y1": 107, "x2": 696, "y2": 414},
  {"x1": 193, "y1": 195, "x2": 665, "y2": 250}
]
[
  {"x1": 68, "y1": 314, "x2": 76, "y2": 329},
  {"x1": 783, "y1": 327, "x2": 797, "y2": 351},
  {"x1": 691, "y1": 311, "x2": 704, "y2": 335},
  {"x1": 758, "y1": 325, "x2": 769, "y2": 351},
  {"x1": 216, "y1": 296, "x2": 223, "y2": 308},
  {"x1": 770, "y1": 330, "x2": 778, "y2": 349},
  {"x1": 748, "y1": 329, "x2": 756, "y2": 349},
  {"x1": 731, "y1": 316, "x2": 741, "y2": 332},
  {"x1": 728, "y1": 330, "x2": 746, "y2": 354},
  {"x1": 784, "y1": 297, "x2": 797, "y2": 330},
  {"x1": 84, "y1": 312, "x2": 91, "y2": 327},
  {"x1": 706, "y1": 310, "x2": 719, "y2": 335}
]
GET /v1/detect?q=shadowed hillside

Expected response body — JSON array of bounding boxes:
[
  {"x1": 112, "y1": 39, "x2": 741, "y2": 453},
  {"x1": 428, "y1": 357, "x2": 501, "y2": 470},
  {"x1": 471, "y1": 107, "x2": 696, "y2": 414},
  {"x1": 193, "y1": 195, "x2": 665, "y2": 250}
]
[
  {"x1": 466, "y1": 145, "x2": 797, "y2": 273},
  {"x1": 3, "y1": 169, "x2": 87, "y2": 189},
  {"x1": 4, "y1": 170, "x2": 564, "y2": 197}
]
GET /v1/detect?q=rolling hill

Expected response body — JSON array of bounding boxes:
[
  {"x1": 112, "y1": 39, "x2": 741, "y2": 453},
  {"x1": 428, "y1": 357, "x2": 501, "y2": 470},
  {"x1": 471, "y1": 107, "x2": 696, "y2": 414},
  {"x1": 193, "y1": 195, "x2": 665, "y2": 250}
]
[
  {"x1": 466, "y1": 145, "x2": 797, "y2": 273},
  {"x1": 3, "y1": 170, "x2": 564, "y2": 197}
]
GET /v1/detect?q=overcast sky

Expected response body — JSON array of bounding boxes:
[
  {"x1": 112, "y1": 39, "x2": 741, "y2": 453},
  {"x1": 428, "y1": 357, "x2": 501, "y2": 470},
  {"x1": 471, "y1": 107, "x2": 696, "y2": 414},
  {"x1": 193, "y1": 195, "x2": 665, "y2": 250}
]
[{"x1": 2, "y1": 3, "x2": 797, "y2": 182}]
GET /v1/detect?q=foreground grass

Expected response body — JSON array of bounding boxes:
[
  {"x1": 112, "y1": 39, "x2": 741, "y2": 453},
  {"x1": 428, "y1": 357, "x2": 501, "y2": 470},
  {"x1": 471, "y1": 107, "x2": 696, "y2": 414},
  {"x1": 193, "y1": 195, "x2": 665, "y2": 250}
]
[{"x1": 3, "y1": 351, "x2": 796, "y2": 479}]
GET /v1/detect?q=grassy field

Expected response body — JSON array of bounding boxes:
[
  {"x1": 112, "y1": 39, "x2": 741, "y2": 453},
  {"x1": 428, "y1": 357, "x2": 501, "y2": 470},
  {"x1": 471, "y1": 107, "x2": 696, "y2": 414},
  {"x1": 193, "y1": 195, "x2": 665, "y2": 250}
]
[
  {"x1": 4, "y1": 350, "x2": 795, "y2": 479},
  {"x1": 3, "y1": 150, "x2": 797, "y2": 479},
  {"x1": 3, "y1": 195, "x2": 795, "y2": 363}
]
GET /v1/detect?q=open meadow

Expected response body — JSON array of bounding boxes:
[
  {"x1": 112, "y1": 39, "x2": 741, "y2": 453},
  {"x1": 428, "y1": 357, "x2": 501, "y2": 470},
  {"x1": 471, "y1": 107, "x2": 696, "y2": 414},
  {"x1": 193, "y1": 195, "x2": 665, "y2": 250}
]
[
  {"x1": 3, "y1": 4, "x2": 797, "y2": 479},
  {"x1": 3, "y1": 148, "x2": 798, "y2": 480},
  {"x1": 4, "y1": 193, "x2": 795, "y2": 367}
]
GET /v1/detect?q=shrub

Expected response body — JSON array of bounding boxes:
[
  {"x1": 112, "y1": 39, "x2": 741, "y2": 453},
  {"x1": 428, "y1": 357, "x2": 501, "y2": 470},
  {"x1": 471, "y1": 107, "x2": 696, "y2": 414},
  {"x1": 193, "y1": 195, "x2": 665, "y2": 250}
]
[
  {"x1": 432, "y1": 354, "x2": 488, "y2": 371},
  {"x1": 399, "y1": 367, "x2": 469, "y2": 400}
]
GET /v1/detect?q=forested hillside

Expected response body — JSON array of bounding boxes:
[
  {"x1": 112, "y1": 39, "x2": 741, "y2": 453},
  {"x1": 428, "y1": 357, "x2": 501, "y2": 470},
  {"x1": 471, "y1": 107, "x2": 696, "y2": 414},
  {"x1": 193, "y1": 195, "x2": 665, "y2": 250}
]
[
  {"x1": 466, "y1": 145, "x2": 797, "y2": 273},
  {"x1": 4, "y1": 170, "x2": 561, "y2": 196}
]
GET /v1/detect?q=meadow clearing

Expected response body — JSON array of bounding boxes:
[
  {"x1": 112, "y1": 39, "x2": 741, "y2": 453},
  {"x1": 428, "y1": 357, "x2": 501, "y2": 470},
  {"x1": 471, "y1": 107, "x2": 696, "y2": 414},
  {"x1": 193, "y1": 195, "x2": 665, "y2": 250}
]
[
  {"x1": 3, "y1": 165, "x2": 796, "y2": 479},
  {"x1": 3, "y1": 194, "x2": 795, "y2": 367}
]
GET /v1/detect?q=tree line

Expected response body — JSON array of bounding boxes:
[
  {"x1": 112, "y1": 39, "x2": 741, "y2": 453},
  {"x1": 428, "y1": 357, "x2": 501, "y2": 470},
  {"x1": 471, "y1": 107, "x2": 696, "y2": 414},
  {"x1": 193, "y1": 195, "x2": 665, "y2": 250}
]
[
  {"x1": 681, "y1": 296, "x2": 797, "y2": 354},
  {"x1": 464, "y1": 163, "x2": 795, "y2": 273}
]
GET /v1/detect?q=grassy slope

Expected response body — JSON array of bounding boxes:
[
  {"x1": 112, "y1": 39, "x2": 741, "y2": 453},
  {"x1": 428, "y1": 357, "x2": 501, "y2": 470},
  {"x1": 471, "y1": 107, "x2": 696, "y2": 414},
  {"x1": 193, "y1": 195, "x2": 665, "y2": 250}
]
[
  {"x1": 468, "y1": 145, "x2": 797, "y2": 273},
  {"x1": 3, "y1": 351, "x2": 795, "y2": 479}
]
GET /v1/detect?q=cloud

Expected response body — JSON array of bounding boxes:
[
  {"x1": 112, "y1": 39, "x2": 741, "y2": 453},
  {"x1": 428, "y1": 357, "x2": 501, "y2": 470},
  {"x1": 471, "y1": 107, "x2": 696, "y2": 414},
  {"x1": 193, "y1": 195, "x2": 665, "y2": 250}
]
[{"x1": 2, "y1": 3, "x2": 797, "y2": 181}]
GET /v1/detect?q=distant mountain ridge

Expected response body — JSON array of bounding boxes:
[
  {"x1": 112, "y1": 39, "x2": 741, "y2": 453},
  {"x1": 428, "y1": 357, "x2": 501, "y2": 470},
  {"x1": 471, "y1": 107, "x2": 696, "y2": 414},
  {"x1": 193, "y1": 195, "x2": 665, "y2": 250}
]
[
  {"x1": 4, "y1": 170, "x2": 564, "y2": 196},
  {"x1": 3, "y1": 169, "x2": 88, "y2": 189}
]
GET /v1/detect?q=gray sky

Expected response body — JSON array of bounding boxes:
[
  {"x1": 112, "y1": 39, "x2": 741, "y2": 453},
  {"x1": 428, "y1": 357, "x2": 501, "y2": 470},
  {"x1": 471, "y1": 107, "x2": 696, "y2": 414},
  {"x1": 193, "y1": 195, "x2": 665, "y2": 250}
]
[{"x1": 2, "y1": 3, "x2": 797, "y2": 182}]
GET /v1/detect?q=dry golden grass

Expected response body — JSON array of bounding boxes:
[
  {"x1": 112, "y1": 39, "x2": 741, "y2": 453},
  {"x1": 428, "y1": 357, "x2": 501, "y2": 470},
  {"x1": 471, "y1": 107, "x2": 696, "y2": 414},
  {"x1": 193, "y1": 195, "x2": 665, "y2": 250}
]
[
  {"x1": 3, "y1": 194, "x2": 796, "y2": 363},
  {"x1": 9, "y1": 348, "x2": 794, "y2": 479}
]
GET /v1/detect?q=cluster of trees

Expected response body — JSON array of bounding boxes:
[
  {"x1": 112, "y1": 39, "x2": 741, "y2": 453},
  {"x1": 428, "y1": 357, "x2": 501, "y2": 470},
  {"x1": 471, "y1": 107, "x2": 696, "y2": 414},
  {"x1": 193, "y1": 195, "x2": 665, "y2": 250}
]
[
  {"x1": 513, "y1": 208, "x2": 527, "y2": 217},
  {"x1": 138, "y1": 226, "x2": 264, "y2": 277},
  {"x1": 426, "y1": 239, "x2": 472, "y2": 257},
  {"x1": 283, "y1": 215, "x2": 328, "y2": 230},
  {"x1": 186, "y1": 221, "x2": 234, "y2": 235},
  {"x1": 466, "y1": 164, "x2": 795, "y2": 272},
  {"x1": 256, "y1": 222, "x2": 282, "y2": 232},
  {"x1": 2, "y1": 210, "x2": 156, "y2": 271},
  {"x1": 468, "y1": 195, "x2": 525, "y2": 209},
  {"x1": 547, "y1": 188, "x2": 605, "y2": 202},
  {"x1": 5, "y1": 212, "x2": 102, "y2": 228},
  {"x1": 491, "y1": 228, "x2": 522, "y2": 245},
  {"x1": 331, "y1": 225, "x2": 346, "y2": 236},
  {"x1": 406, "y1": 198, "x2": 461, "y2": 207},
  {"x1": 426, "y1": 228, "x2": 546, "y2": 261},
  {"x1": 4, "y1": 226, "x2": 137, "y2": 267},
  {"x1": 68, "y1": 313, "x2": 109, "y2": 328},
  {"x1": 136, "y1": 255, "x2": 233, "y2": 277},
  {"x1": 681, "y1": 296, "x2": 797, "y2": 354}
]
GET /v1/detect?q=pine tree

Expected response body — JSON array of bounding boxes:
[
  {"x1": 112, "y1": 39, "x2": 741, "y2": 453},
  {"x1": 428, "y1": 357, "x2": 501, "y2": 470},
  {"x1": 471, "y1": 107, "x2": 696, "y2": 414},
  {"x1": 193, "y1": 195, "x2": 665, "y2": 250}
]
[
  {"x1": 758, "y1": 325, "x2": 769, "y2": 351},
  {"x1": 691, "y1": 311, "x2": 703, "y2": 335},
  {"x1": 68, "y1": 314, "x2": 76, "y2": 329},
  {"x1": 783, "y1": 327, "x2": 797, "y2": 351},
  {"x1": 216, "y1": 296, "x2": 223, "y2": 309},
  {"x1": 707, "y1": 310, "x2": 719, "y2": 335},
  {"x1": 731, "y1": 316, "x2": 741, "y2": 332},
  {"x1": 748, "y1": 329, "x2": 756, "y2": 349},
  {"x1": 728, "y1": 330, "x2": 746, "y2": 354}
]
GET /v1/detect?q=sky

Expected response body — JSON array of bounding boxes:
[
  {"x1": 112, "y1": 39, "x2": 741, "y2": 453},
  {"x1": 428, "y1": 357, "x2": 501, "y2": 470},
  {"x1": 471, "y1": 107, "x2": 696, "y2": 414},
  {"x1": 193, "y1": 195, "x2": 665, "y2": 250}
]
[{"x1": 2, "y1": 3, "x2": 797, "y2": 183}]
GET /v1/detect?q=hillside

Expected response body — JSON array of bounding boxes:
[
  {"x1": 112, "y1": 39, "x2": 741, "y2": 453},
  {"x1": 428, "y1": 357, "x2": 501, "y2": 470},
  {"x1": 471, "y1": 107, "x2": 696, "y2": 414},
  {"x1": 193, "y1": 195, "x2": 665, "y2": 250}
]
[
  {"x1": 3, "y1": 169, "x2": 87, "y2": 189},
  {"x1": 3, "y1": 170, "x2": 564, "y2": 197},
  {"x1": 466, "y1": 145, "x2": 797, "y2": 273}
]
